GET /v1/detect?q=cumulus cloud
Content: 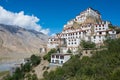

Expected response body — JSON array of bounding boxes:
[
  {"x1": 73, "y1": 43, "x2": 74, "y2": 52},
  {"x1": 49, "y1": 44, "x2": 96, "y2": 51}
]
[{"x1": 0, "y1": 6, "x2": 49, "y2": 34}]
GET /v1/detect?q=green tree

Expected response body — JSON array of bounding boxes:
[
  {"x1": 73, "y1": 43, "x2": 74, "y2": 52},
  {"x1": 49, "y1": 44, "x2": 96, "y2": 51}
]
[
  {"x1": 3, "y1": 75, "x2": 13, "y2": 80},
  {"x1": 30, "y1": 54, "x2": 41, "y2": 66},
  {"x1": 43, "y1": 71, "x2": 48, "y2": 78},
  {"x1": 12, "y1": 67, "x2": 24, "y2": 80},
  {"x1": 80, "y1": 40, "x2": 96, "y2": 49},
  {"x1": 23, "y1": 62, "x2": 31, "y2": 72},
  {"x1": 111, "y1": 68, "x2": 120, "y2": 80},
  {"x1": 43, "y1": 48, "x2": 57, "y2": 62},
  {"x1": 67, "y1": 49, "x2": 72, "y2": 53},
  {"x1": 25, "y1": 73, "x2": 32, "y2": 80},
  {"x1": 31, "y1": 74, "x2": 38, "y2": 80}
]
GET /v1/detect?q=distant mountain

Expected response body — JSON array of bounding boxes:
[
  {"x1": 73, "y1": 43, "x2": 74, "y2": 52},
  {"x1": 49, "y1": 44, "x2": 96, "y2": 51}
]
[{"x1": 0, "y1": 24, "x2": 48, "y2": 61}]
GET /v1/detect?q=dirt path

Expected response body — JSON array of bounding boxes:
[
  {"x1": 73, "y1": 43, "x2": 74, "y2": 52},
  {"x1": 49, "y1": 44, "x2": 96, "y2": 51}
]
[
  {"x1": 34, "y1": 59, "x2": 49, "y2": 79},
  {"x1": 34, "y1": 53, "x2": 57, "y2": 79}
]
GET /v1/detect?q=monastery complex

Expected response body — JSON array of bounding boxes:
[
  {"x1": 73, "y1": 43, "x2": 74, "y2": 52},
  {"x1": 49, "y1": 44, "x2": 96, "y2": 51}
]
[{"x1": 47, "y1": 8, "x2": 116, "y2": 54}]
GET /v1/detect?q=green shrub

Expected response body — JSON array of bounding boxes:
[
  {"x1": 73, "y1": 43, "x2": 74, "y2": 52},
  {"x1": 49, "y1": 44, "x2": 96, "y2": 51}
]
[
  {"x1": 30, "y1": 54, "x2": 41, "y2": 66},
  {"x1": 43, "y1": 71, "x2": 48, "y2": 78},
  {"x1": 43, "y1": 48, "x2": 57, "y2": 62},
  {"x1": 31, "y1": 74, "x2": 38, "y2": 80},
  {"x1": 80, "y1": 40, "x2": 96, "y2": 49},
  {"x1": 67, "y1": 49, "x2": 72, "y2": 53}
]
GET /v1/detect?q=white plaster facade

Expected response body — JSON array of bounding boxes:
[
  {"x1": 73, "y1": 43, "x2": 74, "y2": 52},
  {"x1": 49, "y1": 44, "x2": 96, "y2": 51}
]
[{"x1": 50, "y1": 53, "x2": 71, "y2": 66}]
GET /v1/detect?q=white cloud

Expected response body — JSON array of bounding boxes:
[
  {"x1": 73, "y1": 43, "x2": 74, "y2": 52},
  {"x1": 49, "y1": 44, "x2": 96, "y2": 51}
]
[
  {"x1": 0, "y1": 6, "x2": 49, "y2": 35},
  {"x1": 41, "y1": 28, "x2": 50, "y2": 35},
  {"x1": 51, "y1": 33, "x2": 56, "y2": 36}
]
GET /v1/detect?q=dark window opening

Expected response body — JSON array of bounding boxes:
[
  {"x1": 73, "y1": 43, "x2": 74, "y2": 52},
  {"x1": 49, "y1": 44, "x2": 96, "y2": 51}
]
[
  {"x1": 52, "y1": 55, "x2": 55, "y2": 58},
  {"x1": 56, "y1": 55, "x2": 59, "y2": 58},
  {"x1": 52, "y1": 60, "x2": 54, "y2": 63},
  {"x1": 60, "y1": 56, "x2": 64, "y2": 59},
  {"x1": 61, "y1": 61, "x2": 63, "y2": 64}
]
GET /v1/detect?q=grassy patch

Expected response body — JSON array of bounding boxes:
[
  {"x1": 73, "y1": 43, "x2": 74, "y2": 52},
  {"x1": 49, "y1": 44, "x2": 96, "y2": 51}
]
[{"x1": 0, "y1": 71, "x2": 9, "y2": 77}]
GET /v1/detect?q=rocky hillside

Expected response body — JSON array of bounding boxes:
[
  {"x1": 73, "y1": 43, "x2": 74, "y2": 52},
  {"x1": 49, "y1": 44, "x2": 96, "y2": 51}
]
[{"x1": 0, "y1": 24, "x2": 48, "y2": 61}]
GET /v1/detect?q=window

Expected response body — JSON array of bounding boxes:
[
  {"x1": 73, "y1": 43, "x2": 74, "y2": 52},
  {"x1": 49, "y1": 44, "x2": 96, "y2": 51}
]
[
  {"x1": 60, "y1": 56, "x2": 64, "y2": 59},
  {"x1": 52, "y1": 55, "x2": 54, "y2": 58},
  {"x1": 99, "y1": 24, "x2": 101, "y2": 27},
  {"x1": 94, "y1": 36, "x2": 96, "y2": 39},
  {"x1": 75, "y1": 42, "x2": 77, "y2": 44},
  {"x1": 99, "y1": 32, "x2": 102, "y2": 34},
  {"x1": 56, "y1": 55, "x2": 59, "y2": 59},
  {"x1": 52, "y1": 60, "x2": 54, "y2": 63},
  {"x1": 61, "y1": 61, "x2": 63, "y2": 64}
]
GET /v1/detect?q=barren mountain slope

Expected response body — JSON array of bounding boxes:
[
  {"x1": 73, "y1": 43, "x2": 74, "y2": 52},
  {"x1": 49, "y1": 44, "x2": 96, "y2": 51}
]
[{"x1": 0, "y1": 24, "x2": 48, "y2": 62}]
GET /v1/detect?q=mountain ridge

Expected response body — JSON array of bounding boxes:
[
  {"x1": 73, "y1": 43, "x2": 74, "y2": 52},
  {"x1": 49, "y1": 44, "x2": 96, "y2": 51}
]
[{"x1": 0, "y1": 24, "x2": 48, "y2": 61}]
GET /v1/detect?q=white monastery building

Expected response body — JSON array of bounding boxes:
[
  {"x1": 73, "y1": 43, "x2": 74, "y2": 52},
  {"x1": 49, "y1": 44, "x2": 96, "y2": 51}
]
[
  {"x1": 50, "y1": 53, "x2": 71, "y2": 66},
  {"x1": 47, "y1": 8, "x2": 116, "y2": 53}
]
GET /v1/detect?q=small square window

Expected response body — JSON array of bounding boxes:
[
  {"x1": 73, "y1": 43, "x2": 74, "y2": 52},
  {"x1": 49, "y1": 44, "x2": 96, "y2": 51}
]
[
  {"x1": 61, "y1": 61, "x2": 63, "y2": 64},
  {"x1": 52, "y1": 55, "x2": 54, "y2": 58}
]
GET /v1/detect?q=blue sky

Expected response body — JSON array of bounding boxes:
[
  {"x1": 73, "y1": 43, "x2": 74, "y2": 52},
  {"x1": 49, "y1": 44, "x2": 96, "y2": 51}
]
[{"x1": 0, "y1": 0, "x2": 120, "y2": 35}]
